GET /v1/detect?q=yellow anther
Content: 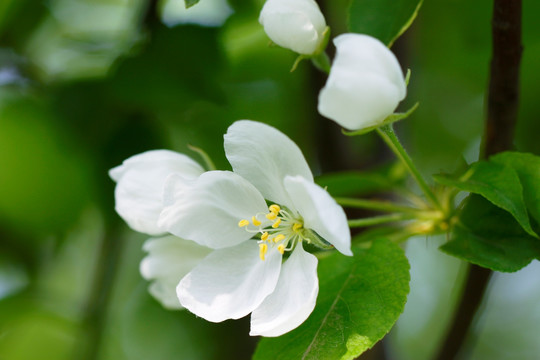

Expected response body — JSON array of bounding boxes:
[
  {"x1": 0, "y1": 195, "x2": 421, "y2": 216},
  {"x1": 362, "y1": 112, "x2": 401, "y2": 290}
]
[
  {"x1": 293, "y1": 223, "x2": 303, "y2": 231},
  {"x1": 238, "y1": 219, "x2": 249, "y2": 228},
  {"x1": 269, "y1": 204, "x2": 281, "y2": 214},
  {"x1": 259, "y1": 243, "x2": 268, "y2": 261},
  {"x1": 277, "y1": 244, "x2": 285, "y2": 254},
  {"x1": 272, "y1": 218, "x2": 282, "y2": 228},
  {"x1": 252, "y1": 216, "x2": 261, "y2": 226},
  {"x1": 266, "y1": 212, "x2": 277, "y2": 220},
  {"x1": 273, "y1": 234, "x2": 285, "y2": 243},
  {"x1": 261, "y1": 232, "x2": 269, "y2": 241}
]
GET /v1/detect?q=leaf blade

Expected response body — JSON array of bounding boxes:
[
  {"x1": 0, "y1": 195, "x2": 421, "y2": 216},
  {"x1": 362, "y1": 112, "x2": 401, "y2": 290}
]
[
  {"x1": 253, "y1": 239, "x2": 410, "y2": 360},
  {"x1": 441, "y1": 195, "x2": 540, "y2": 272},
  {"x1": 434, "y1": 160, "x2": 537, "y2": 237},
  {"x1": 490, "y1": 151, "x2": 540, "y2": 224}
]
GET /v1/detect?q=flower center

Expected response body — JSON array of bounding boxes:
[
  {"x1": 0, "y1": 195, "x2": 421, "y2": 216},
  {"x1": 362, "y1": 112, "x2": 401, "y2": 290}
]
[{"x1": 238, "y1": 204, "x2": 305, "y2": 261}]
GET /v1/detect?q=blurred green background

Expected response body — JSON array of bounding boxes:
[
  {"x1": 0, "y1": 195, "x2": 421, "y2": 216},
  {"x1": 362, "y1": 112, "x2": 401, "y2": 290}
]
[{"x1": 0, "y1": 0, "x2": 539, "y2": 359}]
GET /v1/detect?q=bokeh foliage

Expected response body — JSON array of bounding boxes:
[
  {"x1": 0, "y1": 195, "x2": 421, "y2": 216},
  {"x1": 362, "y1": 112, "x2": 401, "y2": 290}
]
[{"x1": 1, "y1": 0, "x2": 540, "y2": 359}]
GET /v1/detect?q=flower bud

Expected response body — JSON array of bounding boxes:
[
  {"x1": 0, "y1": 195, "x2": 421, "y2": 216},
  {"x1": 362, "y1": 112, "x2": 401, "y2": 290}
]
[
  {"x1": 259, "y1": 0, "x2": 327, "y2": 55},
  {"x1": 161, "y1": 0, "x2": 233, "y2": 28},
  {"x1": 318, "y1": 34, "x2": 407, "y2": 131}
]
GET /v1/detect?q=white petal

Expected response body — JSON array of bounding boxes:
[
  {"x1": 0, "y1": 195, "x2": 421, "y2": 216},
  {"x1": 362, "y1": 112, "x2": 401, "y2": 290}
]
[
  {"x1": 224, "y1": 120, "x2": 313, "y2": 209},
  {"x1": 332, "y1": 34, "x2": 406, "y2": 99},
  {"x1": 109, "y1": 150, "x2": 204, "y2": 235},
  {"x1": 318, "y1": 33, "x2": 407, "y2": 131},
  {"x1": 159, "y1": 171, "x2": 268, "y2": 249},
  {"x1": 140, "y1": 235, "x2": 212, "y2": 310},
  {"x1": 285, "y1": 176, "x2": 352, "y2": 256},
  {"x1": 259, "y1": 0, "x2": 326, "y2": 55},
  {"x1": 177, "y1": 241, "x2": 282, "y2": 322},
  {"x1": 250, "y1": 243, "x2": 318, "y2": 337},
  {"x1": 319, "y1": 69, "x2": 403, "y2": 131}
]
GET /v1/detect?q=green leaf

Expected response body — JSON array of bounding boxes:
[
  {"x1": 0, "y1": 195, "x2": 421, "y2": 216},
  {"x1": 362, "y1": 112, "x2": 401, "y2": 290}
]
[
  {"x1": 348, "y1": 0, "x2": 424, "y2": 46},
  {"x1": 490, "y1": 151, "x2": 540, "y2": 224},
  {"x1": 441, "y1": 195, "x2": 540, "y2": 272},
  {"x1": 184, "y1": 0, "x2": 200, "y2": 8},
  {"x1": 315, "y1": 162, "x2": 407, "y2": 197},
  {"x1": 434, "y1": 161, "x2": 537, "y2": 237},
  {"x1": 253, "y1": 239, "x2": 410, "y2": 360}
]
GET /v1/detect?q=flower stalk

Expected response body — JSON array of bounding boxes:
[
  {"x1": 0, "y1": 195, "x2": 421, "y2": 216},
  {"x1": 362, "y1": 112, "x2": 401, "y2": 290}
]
[
  {"x1": 376, "y1": 124, "x2": 442, "y2": 211},
  {"x1": 334, "y1": 197, "x2": 423, "y2": 214},
  {"x1": 348, "y1": 213, "x2": 415, "y2": 228}
]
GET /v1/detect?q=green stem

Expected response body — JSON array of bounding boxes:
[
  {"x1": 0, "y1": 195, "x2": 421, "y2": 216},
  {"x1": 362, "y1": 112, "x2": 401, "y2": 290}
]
[
  {"x1": 335, "y1": 197, "x2": 421, "y2": 213},
  {"x1": 348, "y1": 213, "x2": 415, "y2": 228},
  {"x1": 376, "y1": 124, "x2": 441, "y2": 210},
  {"x1": 188, "y1": 144, "x2": 216, "y2": 171}
]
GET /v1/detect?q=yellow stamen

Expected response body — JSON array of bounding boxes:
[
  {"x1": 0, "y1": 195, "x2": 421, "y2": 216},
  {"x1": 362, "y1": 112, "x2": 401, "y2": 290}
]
[
  {"x1": 273, "y1": 234, "x2": 285, "y2": 243},
  {"x1": 266, "y1": 212, "x2": 277, "y2": 220},
  {"x1": 259, "y1": 243, "x2": 268, "y2": 261},
  {"x1": 252, "y1": 216, "x2": 261, "y2": 226},
  {"x1": 293, "y1": 223, "x2": 303, "y2": 231},
  {"x1": 277, "y1": 244, "x2": 285, "y2": 254},
  {"x1": 261, "y1": 232, "x2": 269, "y2": 241},
  {"x1": 272, "y1": 218, "x2": 282, "y2": 228},
  {"x1": 238, "y1": 219, "x2": 249, "y2": 227},
  {"x1": 269, "y1": 204, "x2": 281, "y2": 214}
]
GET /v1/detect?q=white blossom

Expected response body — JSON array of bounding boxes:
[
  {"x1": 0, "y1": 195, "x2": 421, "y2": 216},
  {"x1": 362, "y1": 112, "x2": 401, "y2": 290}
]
[
  {"x1": 158, "y1": 120, "x2": 352, "y2": 337},
  {"x1": 109, "y1": 150, "x2": 204, "y2": 235},
  {"x1": 110, "y1": 150, "x2": 206, "y2": 308},
  {"x1": 140, "y1": 235, "x2": 212, "y2": 309},
  {"x1": 318, "y1": 33, "x2": 407, "y2": 131},
  {"x1": 259, "y1": 0, "x2": 327, "y2": 55}
]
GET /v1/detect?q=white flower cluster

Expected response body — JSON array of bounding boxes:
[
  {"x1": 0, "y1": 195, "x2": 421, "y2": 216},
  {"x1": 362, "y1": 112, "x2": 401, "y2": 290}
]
[
  {"x1": 259, "y1": 0, "x2": 407, "y2": 131},
  {"x1": 111, "y1": 0, "x2": 411, "y2": 338},
  {"x1": 110, "y1": 121, "x2": 351, "y2": 337}
]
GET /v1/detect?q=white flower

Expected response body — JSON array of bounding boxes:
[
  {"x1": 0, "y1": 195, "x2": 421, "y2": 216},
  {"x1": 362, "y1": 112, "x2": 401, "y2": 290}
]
[
  {"x1": 318, "y1": 33, "x2": 407, "y2": 131},
  {"x1": 159, "y1": 120, "x2": 351, "y2": 337},
  {"x1": 161, "y1": 0, "x2": 234, "y2": 28},
  {"x1": 259, "y1": 0, "x2": 327, "y2": 55},
  {"x1": 109, "y1": 150, "x2": 204, "y2": 235},
  {"x1": 140, "y1": 235, "x2": 212, "y2": 309}
]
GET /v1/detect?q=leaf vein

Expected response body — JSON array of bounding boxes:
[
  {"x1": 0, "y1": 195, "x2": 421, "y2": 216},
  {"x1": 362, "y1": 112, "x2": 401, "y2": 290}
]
[{"x1": 301, "y1": 263, "x2": 358, "y2": 360}]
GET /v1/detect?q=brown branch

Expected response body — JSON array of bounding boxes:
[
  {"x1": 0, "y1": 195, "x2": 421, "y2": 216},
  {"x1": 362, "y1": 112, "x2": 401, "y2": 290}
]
[
  {"x1": 143, "y1": 0, "x2": 161, "y2": 28},
  {"x1": 435, "y1": 265, "x2": 492, "y2": 360},
  {"x1": 483, "y1": 0, "x2": 523, "y2": 157},
  {"x1": 436, "y1": 1, "x2": 522, "y2": 359}
]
